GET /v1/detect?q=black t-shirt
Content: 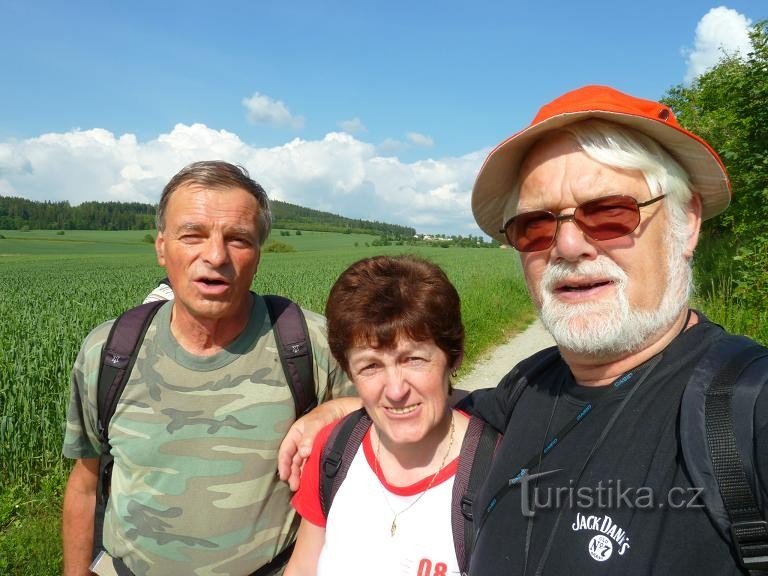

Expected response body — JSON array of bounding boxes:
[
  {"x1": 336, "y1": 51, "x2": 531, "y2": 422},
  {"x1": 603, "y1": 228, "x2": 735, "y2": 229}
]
[{"x1": 465, "y1": 316, "x2": 768, "y2": 576}]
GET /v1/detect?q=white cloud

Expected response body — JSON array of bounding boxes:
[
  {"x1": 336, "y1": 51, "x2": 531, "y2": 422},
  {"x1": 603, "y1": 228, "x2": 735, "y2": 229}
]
[
  {"x1": 242, "y1": 92, "x2": 305, "y2": 129},
  {"x1": 337, "y1": 118, "x2": 367, "y2": 134},
  {"x1": 406, "y1": 132, "x2": 434, "y2": 147},
  {"x1": 684, "y1": 7, "x2": 752, "y2": 82},
  {"x1": 0, "y1": 143, "x2": 33, "y2": 176},
  {"x1": 0, "y1": 125, "x2": 487, "y2": 235}
]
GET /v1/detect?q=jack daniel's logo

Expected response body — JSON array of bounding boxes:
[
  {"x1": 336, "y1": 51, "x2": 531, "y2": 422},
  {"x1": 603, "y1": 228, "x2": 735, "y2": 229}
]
[{"x1": 571, "y1": 513, "x2": 631, "y2": 561}]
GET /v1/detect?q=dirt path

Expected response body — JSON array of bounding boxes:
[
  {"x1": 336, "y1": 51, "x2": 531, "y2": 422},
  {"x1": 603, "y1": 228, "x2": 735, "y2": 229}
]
[{"x1": 456, "y1": 319, "x2": 556, "y2": 392}]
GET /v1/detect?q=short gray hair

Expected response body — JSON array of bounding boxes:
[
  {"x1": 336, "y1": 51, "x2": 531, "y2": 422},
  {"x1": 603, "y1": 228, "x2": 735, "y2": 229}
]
[{"x1": 156, "y1": 161, "x2": 272, "y2": 246}]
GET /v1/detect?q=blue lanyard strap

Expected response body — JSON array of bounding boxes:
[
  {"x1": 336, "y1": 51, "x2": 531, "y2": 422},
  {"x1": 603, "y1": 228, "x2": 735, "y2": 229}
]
[
  {"x1": 481, "y1": 353, "x2": 662, "y2": 519},
  {"x1": 530, "y1": 353, "x2": 663, "y2": 576}
]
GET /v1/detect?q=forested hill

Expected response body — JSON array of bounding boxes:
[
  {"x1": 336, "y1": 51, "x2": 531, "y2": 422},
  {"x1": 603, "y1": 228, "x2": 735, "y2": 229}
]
[
  {"x1": 0, "y1": 196, "x2": 416, "y2": 238},
  {"x1": 272, "y1": 199, "x2": 414, "y2": 237}
]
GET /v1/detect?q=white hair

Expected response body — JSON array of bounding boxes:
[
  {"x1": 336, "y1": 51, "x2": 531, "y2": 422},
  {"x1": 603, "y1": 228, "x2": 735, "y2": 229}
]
[{"x1": 508, "y1": 119, "x2": 695, "y2": 248}]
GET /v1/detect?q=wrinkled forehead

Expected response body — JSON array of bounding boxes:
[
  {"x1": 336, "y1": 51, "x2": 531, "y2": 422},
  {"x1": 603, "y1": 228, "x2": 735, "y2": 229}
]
[
  {"x1": 502, "y1": 134, "x2": 583, "y2": 218},
  {"x1": 165, "y1": 184, "x2": 262, "y2": 219},
  {"x1": 503, "y1": 132, "x2": 650, "y2": 218},
  {"x1": 520, "y1": 132, "x2": 583, "y2": 173}
]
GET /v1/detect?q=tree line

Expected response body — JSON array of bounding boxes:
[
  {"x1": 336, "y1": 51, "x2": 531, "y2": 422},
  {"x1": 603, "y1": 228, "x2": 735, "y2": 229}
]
[
  {"x1": 0, "y1": 196, "x2": 416, "y2": 238},
  {"x1": 0, "y1": 199, "x2": 155, "y2": 231},
  {"x1": 270, "y1": 200, "x2": 415, "y2": 238}
]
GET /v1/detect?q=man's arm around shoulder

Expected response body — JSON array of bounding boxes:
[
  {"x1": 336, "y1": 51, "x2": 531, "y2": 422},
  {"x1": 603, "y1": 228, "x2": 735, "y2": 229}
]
[{"x1": 278, "y1": 397, "x2": 362, "y2": 490}]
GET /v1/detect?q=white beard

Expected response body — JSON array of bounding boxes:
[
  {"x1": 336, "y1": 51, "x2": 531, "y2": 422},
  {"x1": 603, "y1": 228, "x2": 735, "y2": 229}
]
[{"x1": 536, "y1": 238, "x2": 691, "y2": 358}]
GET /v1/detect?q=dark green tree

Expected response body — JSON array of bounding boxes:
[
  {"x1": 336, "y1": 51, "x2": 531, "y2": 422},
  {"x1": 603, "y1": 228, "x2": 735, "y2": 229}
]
[{"x1": 662, "y1": 20, "x2": 768, "y2": 306}]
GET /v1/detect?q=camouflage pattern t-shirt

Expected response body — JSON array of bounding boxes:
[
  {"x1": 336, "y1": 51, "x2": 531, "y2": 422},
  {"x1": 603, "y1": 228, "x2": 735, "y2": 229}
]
[{"x1": 63, "y1": 295, "x2": 352, "y2": 576}]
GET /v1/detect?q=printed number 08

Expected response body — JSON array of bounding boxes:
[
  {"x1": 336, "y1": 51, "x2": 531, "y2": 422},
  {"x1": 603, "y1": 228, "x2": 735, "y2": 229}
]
[{"x1": 417, "y1": 559, "x2": 448, "y2": 576}]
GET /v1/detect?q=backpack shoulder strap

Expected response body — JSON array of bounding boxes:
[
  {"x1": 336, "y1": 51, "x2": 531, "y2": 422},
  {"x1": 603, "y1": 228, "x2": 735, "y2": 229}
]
[
  {"x1": 97, "y1": 300, "x2": 166, "y2": 443},
  {"x1": 456, "y1": 345, "x2": 561, "y2": 431},
  {"x1": 263, "y1": 295, "x2": 317, "y2": 418},
  {"x1": 93, "y1": 299, "x2": 165, "y2": 556},
  {"x1": 319, "y1": 409, "x2": 372, "y2": 518},
  {"x1": 451, "y1": 414, "x2": 500, "y2": 575},
  {"x1": 680, "y1": 333, "x2": 768, "y2": 572},
  {"x1": 500, "y1": 345, "x2": 561, "y2": 427}
]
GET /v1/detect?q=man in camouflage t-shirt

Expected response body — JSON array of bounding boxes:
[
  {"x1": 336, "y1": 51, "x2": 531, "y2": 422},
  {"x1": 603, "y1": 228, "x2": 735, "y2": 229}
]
[{"x1": 61, "y1": 161, "x2": 352, "y2": 576}]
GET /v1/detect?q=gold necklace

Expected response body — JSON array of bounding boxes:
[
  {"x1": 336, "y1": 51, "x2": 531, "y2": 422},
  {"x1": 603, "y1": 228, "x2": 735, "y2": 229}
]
[{"x1": 374, "y1": 411, "x2": 456, "y2": 537}]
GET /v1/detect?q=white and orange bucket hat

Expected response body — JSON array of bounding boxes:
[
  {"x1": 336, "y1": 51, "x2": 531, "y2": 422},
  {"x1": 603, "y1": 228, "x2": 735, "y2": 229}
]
[{"x1": 471, "y1": 85, "x2": 732, "y2": 243}]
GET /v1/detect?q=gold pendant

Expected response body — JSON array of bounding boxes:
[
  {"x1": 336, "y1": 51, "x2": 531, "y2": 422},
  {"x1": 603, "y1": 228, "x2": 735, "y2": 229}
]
[{"x1": 391, "y1": 518, "x2": 397, "y2": 537}]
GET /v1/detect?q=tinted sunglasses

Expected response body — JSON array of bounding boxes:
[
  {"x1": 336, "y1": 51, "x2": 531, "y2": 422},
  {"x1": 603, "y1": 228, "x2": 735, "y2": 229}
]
[{"x1": 501, "y1": 194, "x2": 667, "y2": 252}]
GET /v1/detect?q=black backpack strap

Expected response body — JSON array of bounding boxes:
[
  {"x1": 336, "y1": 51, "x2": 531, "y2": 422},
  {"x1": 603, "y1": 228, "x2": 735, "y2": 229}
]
[
  {"x1": 457, "y1": 346, "x2": 561, "y2": 432},
  {"x1": 93, "y1": 300, "x2": 165, "y2": 556},
  {"x1": 451, "y1": 415, "x2": 500, "y2": 575},
  {"x1": 319, "y1": 409, "x2": 371, "y2": 518},
  {"x1": 681, "y1": 334, "x2": 768, "y2": 573},
  {"x1": 104, "y1": 540, "x2": 296, "y2": 576},
  {"x1": 503, "y1": 346, "x2": 561, "y2": 412},
  {"x1": 263, "y1": 295, "x2": 317, "y2": 418},
  {"x1": 707, "y1": 339, "x2": 768, "y2": 572}
]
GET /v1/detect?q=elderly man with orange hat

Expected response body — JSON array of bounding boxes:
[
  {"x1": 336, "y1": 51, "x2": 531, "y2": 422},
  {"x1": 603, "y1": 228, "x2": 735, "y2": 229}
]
[
  {"x1": 279, "y1": 85, "x2": 768, "y2": 575},
  {"x1": 463, "y1": 85, "x2": 768, "y2": 575}
]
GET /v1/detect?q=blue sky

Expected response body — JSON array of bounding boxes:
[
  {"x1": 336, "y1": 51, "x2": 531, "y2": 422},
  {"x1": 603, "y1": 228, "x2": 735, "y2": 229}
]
[{"x1": 0, "y1": 1, "x2": 761, "y2": 235}]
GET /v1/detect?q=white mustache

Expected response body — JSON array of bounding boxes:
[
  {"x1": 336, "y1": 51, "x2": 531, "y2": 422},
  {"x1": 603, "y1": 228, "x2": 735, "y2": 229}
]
[{"x1": 541, "y1": 257, "x2": 627, "y2": 294}]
